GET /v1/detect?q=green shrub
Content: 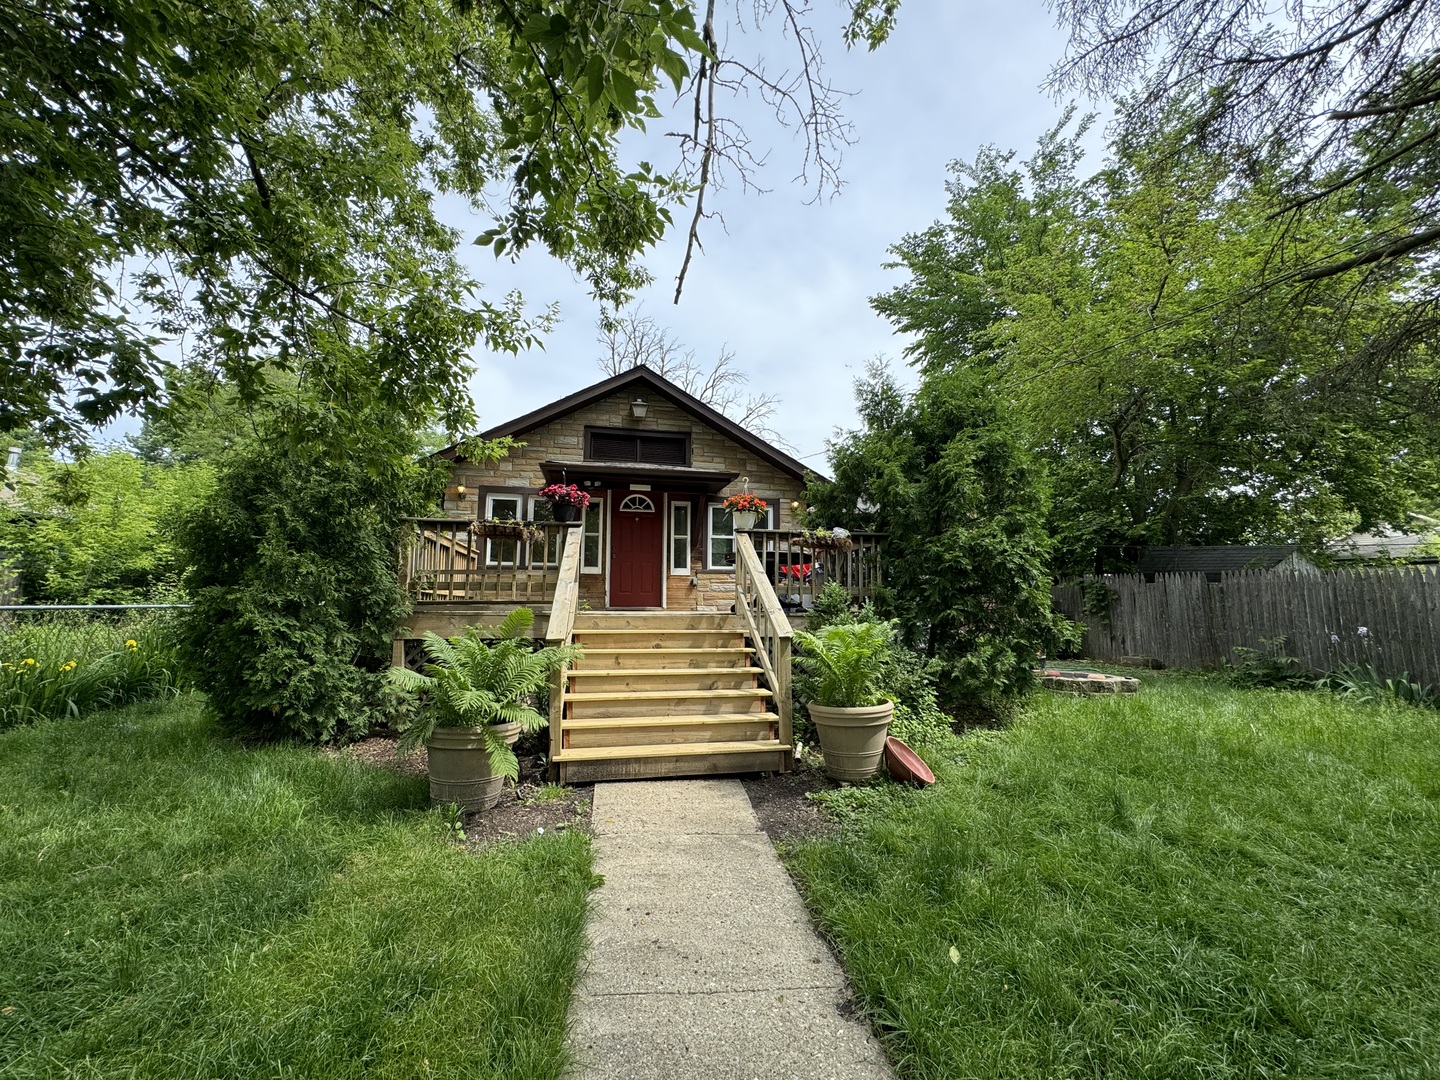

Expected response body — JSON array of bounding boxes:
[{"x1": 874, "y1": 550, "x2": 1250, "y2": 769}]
[
  {"x1": 1223, "y1": 636, "x2": 1313, "y2": 689},
  {"x1": 1326, "y1": 663, "x2": 1440, "y2": 709},
  {"x1": 177, "y1": 432, "x2": 441, "y2": 743},
  {"x1": 804, "y1": 363, "x2": 1076, "y2": 712},
  {"x1": 0, "y1": 613, "x2": 183, "y2": 727},
  {"x1": 794, "y1": 588, "x2": 953, "y2": 746},
  {"x1": 803, "y1": 582, "x2": 859, "y2": 635},
  {"x1": 0, "y1": 448, "x2": 214, "y2": 603}
]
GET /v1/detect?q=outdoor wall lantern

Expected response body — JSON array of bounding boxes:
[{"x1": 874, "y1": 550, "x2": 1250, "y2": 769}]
[{"x1": 630, "y1": 397, "x2": 648, "y2": 419}]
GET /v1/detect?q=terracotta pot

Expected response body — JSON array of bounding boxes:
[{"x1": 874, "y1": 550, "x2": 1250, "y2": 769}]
[
  {"x1": 731, "y1": 509, "x2": 759, "y2": 531},
  {"x1": 425, "y1": 722, "x2": 523, "y2": 811},
  {"x1": 807, "y1": 702, "x2": 893, "y2": 781}
]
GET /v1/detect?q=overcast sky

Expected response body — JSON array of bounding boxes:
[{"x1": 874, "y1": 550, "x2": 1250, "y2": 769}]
[{"x1": 451, "y1": 3, "x2": 1107, "y2": 472}]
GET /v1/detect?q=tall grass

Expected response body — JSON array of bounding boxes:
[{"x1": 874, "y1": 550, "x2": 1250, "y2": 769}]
[
  {"x1": 0, "y1": 612, "x2": 184, "y2": 728},
  {"x1": 0, "y1": 696, "x2": 594, "y2": 1079},
  {"x1": 790, "y1": 675, "x2": 1440, "y2": 1079}
]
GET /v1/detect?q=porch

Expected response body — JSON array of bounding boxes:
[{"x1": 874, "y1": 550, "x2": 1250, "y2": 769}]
[{"x1": 392, "y1": 517, "x2": 884, "y2": 781}]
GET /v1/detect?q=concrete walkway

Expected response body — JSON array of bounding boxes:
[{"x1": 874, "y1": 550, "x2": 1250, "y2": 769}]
[{"x1": 566, "y1": 779, "x2": 893, "y2": 1080}]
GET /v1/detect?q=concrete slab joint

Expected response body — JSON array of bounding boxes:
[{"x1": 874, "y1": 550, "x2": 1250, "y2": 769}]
[{"x1": 566, "y1": 779, "x2": 892, "y2": 1080}]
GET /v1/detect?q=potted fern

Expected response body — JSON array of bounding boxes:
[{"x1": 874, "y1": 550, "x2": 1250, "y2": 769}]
[
  {"x1": 794, "y1": 620, "x2": 895, "y2": 781},
  {"x1": 388, "y1": 608, "x2": 582, "y2": 810}
]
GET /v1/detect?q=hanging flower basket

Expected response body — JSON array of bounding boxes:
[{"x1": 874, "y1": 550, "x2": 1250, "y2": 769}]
[
  {"x1": 722, "y1": 491, "x2": 767, "y2": 531},
  {"x1": 538, "y1": 483, "x2": 590, "y2": 522},
  {"x1": 797, "y1": 528, "x2": 854, "y2": 553},
  {"x1": 470, "y1": 519, "x2": 543, "y2": 543}
]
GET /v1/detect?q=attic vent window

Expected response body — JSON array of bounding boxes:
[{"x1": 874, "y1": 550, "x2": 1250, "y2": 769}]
[{"x1": 586, "y1": 429, "x2": 689, "y2": 466}]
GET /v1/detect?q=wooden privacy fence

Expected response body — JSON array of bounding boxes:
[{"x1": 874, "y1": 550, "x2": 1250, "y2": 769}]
[{"x1": 1053, "y1": 567, "x2": 1440, "y2": 686}]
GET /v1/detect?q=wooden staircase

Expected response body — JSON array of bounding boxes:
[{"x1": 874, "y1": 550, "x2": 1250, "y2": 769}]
[{"x1": 552, "y1": 612, "x2": 792, "y2": 782}]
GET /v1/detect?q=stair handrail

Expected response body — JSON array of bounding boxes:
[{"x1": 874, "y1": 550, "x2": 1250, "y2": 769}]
[
  {"x1": 734, "y1": 531, "x2": 793, "y2": 756},
  {"x1": 545, "y1": 524, "x2": 585, "y2": 776}
]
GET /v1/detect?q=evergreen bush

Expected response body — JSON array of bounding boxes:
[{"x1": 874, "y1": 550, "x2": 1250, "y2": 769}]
[{"x1": 177, "y1": 431, "x2": 441, "y2": 743}]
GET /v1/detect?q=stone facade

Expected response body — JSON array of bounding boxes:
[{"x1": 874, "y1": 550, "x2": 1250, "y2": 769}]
[{"x1": 446, "y1": 389, "x2": 808, "y2": 612}]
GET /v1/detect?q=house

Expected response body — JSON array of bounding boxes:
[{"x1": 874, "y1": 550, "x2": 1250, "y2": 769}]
[
  {"x1": 1329, "y1": 530, "x2": 1439, "y2": 564},
  {"x1": 393, "y1": 365, "x2": 882, "y2": 783},
  {"x1": 437, "y1": 364, "x2": 812, "y2": 611},
  {"x1": 1136, "y1": 544, "x2": 1318, "y2": 583}
]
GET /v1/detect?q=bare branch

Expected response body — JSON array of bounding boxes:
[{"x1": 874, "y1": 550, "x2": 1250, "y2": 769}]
[{"x1": 594, "y1": 309, "x2": 787, "y2": 442}]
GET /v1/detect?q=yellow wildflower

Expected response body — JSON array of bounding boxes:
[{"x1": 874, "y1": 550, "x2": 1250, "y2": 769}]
[
  {"x1": 21, "y1": 658, "x2": 35, "y2": 666},
  {"x1": 124, "y1": 639, "x2": 138, "y2": 650}
]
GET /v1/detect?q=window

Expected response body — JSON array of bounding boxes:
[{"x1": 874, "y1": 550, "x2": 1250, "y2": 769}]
[
  {"x1": 707, "y1": 500, "x2": 777, "y2": 570},
  {"x1": 670, "y1": 500, "x2": 691, "y2": 574},
  {"x1": 586, "y1": 429, "x2": 689, "y2": 466},
  {"x1": 485, "y1": 493, "x2": 523, "y2": 566},
  {"x1": 618, "y1": 493, "x2": 655, "y2": 513},
  {"x1": 526, "y1": 498, "x2": 562, "y2": 567},
  {"x1": 708, "y1": 505, "x2": 733, "y2": 569},
  {"x1": 581, "y1": 499, "x2": 604, "y2": 574}
]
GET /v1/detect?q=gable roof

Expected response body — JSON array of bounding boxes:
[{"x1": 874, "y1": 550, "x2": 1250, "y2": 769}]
[
  {"x1": 1330, "y1": 531, "x2": 1439, "y2": 562},
  {"x1": 443, "y1": 365, "x2": 815, "y2": 483},
  {"x1": 1137, "y1": 545, "x2": 1305, "y2": 575}
]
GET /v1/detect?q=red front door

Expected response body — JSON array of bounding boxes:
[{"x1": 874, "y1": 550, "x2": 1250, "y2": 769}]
[{"x1": 610, "y1": 491, "x2": 664, "y2": 607}]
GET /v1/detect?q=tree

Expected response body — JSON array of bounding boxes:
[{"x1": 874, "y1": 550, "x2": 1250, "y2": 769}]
[
  {"x1": 806, "y1": 361, "x2": 1071, "y2": 712},
  {"x1": 176, "y1": 410, "x2": 444, "y2": 742},
  {"x1": 595, "y1": 310, "x2": 783, "y2": 440},
  {"x1": 872, "y1": 116, "x2": 1440, "y2": 572},
  {"x1": 3, "y1": 0, "x2": 895, "y2": 451},
  {"x1": 0, "y1": 449, "x2": 215, "y2": 603},
  {"x1": 1046, "y1": 0, "x2": 1440, "y2": 423}
]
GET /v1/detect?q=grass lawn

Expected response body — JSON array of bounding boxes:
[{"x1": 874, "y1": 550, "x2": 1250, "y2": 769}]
[
  {"x1": 0, "y1": 695, "x2": 594, "y2": 1079},
  {"x1": 791, "y1": 675, "x2": 1440, "y2": 1079}
]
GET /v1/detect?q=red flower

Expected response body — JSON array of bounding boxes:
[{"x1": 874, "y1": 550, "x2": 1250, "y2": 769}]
[
  {"x1": 722, "y1": 492, "x2": 767, "y2": 513},
  {"x1": 538, "y1": 483, "x2": 590, "y2": 508}
]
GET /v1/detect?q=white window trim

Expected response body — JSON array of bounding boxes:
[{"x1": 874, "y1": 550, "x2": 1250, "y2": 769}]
[
  {"x1": 581, "y1": 496, "x2": 605, "y2": 575},
  {"x1": 706, "y1": 500, "x2": 777, "y2": 570},
  {"x1": 524, "y1": 496, "x2": 563, "y2": 568},
  {"x1": 484, "y1": 492, "x2": 525, "y2": 566},
  {"x1": 670, "y1": 500, "x2": 691, "y2": 575}
]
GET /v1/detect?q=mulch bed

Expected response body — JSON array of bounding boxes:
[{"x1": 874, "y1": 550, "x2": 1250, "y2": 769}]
[
  {"x1": 741, "y1": 750, "x2": 842, "y2": 845},
  {"x1": 320, "y1": 738, "x2": 593, "y2": 847},
  {"x1": 462, "y1": 753, "x2": 593, "y2": 849}
]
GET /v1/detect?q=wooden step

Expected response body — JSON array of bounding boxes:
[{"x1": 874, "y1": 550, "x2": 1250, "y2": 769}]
[
  {"x1": 554, "y1": 740, "x2": 790, "y2": 761},
  {"x1": 568, "y1": 667, "x2": 763, "y2": 679},
  {"x1": 562, "y1": 712, "x2": 781, "y2": 730},
  {"x1": 572, "y1": 613, "x2": 743, "y2": 631},
  {"x1": 572, "y1": 630, "x2": 745, "y2": 650},
  {"x1": 563, "y1": 688, "x2": 772, "y2": 703},
  {"x1": 572, "y1": 647, "x2": 755, "y2": 670},
  {"x1": 566, "y1": 668, "x2": 763, "y2": 694},
  {"x1": 556, "y1": 742, "x2": 792, "y2": 781},
  {"x1": 564, "y1": 687, "x2": 773, "y2": 719},
  {"x1": 564, "y1": 716, "x2": 779, "y2": 748}
]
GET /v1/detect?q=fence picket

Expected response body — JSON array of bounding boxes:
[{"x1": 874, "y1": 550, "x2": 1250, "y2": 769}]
[{"x1": 1054, "y1": 567, "x2": 1440, "y2": 685}]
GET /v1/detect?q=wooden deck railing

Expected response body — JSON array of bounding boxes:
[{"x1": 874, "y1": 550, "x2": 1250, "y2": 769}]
[
  {"x1": 744, "y1": 530, "x2": 884, "y2": 612},
  {"x1": 545, "y1": 525, "x2": 585, "y2": 780},
  {"x1": 399, "y1": 518, "x2": 571, "y2": 604},
  {"x1": 734, "y1": 532, "x2": 793, "y2": 760}
]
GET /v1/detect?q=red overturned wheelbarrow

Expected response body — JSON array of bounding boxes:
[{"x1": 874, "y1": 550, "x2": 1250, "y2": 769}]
[{"x1": 884, "y1": 736, "x2": 935, "y2": 787}]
